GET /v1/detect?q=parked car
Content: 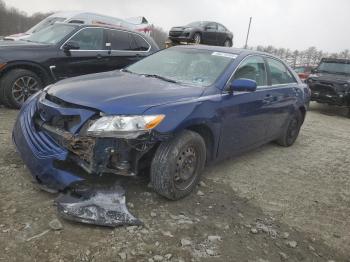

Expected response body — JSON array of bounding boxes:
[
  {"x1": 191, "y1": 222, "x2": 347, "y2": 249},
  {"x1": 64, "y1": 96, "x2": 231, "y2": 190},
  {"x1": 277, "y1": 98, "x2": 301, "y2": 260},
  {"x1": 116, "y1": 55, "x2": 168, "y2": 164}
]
[
  {"x1": 4, "y1": 11, "x2": 151, "y2": 41},
  {"x1": 293, "y1": 65, "x2": 314, "y2": 82},
  {"x1": 13, "y1": 45, "x2": 310, "y2": 200},
  {"x1": 169, "y1": 21, "x2": 233, "y2": 47},
  {"x1": 0, "y1": 23, "x2": 159, "y2": 108},
  {"x1": 307, "y1": 58, "x2": 350, "y2": 111}
]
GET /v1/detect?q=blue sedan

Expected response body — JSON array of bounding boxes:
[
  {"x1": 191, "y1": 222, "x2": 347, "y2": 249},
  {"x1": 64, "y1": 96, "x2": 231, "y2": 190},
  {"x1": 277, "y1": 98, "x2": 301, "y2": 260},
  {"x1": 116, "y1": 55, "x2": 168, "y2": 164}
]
[{"x1": 13, "y1": 45, "x2": 310, "y2": 200}]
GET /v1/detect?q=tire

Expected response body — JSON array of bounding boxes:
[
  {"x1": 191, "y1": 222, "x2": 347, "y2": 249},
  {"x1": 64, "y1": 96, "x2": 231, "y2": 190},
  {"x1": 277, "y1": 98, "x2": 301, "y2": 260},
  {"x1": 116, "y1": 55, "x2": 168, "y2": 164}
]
[
  {"x1": 0, "y1": 69, "x2": 43, "y2": 109},
  {"x1": 150, "y1": 130, "x2": 206, "y2": 200},
  {"x1": 276, "y1": 110, "x2": 303, "y2": 147},
  {"x1": 193, "y1": 33, "x2": 201, "y2": 44},
  {"x1": 223, "y1": 39, "x2": 232, "y2": 47}
]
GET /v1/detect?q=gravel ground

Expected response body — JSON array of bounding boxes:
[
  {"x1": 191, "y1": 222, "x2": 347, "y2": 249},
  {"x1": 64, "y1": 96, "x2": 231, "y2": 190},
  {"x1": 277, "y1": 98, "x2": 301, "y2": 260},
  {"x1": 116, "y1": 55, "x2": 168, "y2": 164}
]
[{"x1": 0, "y1": 102, "x2": 349, "y2": 262}]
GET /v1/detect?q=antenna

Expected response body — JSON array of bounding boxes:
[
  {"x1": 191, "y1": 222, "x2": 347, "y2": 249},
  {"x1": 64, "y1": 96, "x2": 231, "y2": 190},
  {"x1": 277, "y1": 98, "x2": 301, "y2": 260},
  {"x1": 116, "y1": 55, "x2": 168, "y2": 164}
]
[{"x1": 244, "y1": 17, "x2": 252, "y2": 49}]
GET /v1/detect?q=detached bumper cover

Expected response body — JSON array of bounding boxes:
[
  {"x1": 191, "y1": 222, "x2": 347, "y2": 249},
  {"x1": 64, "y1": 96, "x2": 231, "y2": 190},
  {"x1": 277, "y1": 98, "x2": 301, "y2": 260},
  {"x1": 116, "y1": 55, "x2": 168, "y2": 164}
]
[
  {"x1": 12, "y1": 96, "x2": 82, "y2": 190},
  {"x1": 56, "y1": 183, "x2": 142, "y2": 227}
]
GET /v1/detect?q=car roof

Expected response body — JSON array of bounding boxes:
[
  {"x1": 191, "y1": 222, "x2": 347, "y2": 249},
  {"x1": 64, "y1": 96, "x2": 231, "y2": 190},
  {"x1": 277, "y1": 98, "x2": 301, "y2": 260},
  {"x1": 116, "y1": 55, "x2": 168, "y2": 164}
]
[
  {"x1": 171, "y1": 45, "x2": 275, "y2": 57},
  {"x1": 60, "y1": 23, "x2": 139, "y2": 33}
]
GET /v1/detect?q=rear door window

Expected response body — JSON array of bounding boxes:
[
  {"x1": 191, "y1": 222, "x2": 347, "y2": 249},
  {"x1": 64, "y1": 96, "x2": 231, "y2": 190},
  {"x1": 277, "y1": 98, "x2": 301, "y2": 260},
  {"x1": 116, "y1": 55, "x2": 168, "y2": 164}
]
[
  {"x1": 131, "y1": 34, "x2": 150, "y2": 51},
  {"x1": 267, "y1": 58, "x2": 297, "y2": 85},
  {"x1": 106, "y1": 29, "x2": 133, "y2": 51}
]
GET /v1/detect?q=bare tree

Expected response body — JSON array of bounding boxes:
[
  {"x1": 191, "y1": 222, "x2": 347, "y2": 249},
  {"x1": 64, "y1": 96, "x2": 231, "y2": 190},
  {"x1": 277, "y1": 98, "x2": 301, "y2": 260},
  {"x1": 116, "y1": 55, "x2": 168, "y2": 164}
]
[
  {"x1": 250, "y1": 44, "x2": 350, "y2": 67},
  {"x1": 0, "y1": 0, "x2": 51, "y2": 37},
  {"x1": 150, "y1": 25, "x2": 168, "y2": 49}
]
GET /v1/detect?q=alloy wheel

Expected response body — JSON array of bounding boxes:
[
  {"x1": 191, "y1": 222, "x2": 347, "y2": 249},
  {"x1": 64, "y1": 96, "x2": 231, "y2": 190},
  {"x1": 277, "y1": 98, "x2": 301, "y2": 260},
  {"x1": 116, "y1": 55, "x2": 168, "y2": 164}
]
[{"x1": 11, "y1": 76, "x2": 39, "y2": 105}]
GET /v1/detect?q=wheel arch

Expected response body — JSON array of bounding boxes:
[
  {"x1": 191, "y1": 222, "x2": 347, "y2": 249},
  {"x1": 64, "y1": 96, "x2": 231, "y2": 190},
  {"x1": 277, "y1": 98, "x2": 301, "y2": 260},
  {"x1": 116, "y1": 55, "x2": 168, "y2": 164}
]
[
  {"x1": 0, "y1": 61, "x2": 53, "y2": 86},
  {"x1": 299, "y1": 105, "x2": 306, "y2": 124},
  {"x1": 186, "y1": 124, "x2": 215, "y2": 163}
]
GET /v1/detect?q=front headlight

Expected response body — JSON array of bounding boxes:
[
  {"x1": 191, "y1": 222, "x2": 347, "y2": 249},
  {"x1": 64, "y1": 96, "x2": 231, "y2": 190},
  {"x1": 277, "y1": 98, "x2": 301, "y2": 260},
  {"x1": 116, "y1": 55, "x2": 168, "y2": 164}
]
[{"x1": 87, "y1": 115, "x2": 165, "y2": 138}]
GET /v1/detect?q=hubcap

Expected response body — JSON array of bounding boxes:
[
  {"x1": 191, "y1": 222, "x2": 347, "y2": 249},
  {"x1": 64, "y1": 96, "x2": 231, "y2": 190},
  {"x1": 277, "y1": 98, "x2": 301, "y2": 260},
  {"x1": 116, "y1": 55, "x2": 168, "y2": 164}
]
[
  {"x1": 12, "y1": 76, "x2": 39, "y2": 104},
  {"x1": 174, "y1": 146, "x2": 198, "y2": 190},
  {"x1": 224, "y1": 40, "x2": 230, "y2": 47}
]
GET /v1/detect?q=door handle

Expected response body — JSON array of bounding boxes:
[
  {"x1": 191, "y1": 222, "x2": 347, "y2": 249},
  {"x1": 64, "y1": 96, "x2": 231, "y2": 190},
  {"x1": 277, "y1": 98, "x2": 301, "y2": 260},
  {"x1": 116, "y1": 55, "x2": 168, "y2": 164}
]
[{"x1": 262, "y1": 94, "x2": 274, "y2": 104}]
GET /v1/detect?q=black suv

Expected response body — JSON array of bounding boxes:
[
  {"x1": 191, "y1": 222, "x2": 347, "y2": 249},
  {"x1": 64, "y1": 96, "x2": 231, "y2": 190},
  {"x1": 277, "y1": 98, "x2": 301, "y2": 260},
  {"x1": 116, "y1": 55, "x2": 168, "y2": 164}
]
[
  {"x1": 0, "y1": 23, "x2": 159, "y2": 108},
  {"x1": 307, "y1": 58, "x2": 350, "y2": 114},
  {"x1": 169, "y1": 21, "x2": 233, "y2": 47}
]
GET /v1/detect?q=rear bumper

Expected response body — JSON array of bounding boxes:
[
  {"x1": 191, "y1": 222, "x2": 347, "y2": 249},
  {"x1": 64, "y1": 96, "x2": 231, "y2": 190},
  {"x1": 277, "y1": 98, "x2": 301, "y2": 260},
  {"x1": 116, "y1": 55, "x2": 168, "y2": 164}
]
[{"x1": 12, "y1": 95, "x2": 83, "y2": 191}]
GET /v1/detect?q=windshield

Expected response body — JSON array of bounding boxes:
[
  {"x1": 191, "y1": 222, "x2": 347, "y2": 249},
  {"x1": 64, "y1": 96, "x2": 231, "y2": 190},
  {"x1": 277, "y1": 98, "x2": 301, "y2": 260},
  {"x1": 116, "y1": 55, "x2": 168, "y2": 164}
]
[
  {"x1": 318, "y1": 61, "x2": 350, "y2": 75},
  {"x1": 187, "y1": 21, "x2": 206, "y2": 27},
  {"x1": 126, "y1": 48, "x2": 236, "y2": 87},
  {"x1": 27, "y1": 17, "x2": 66, "y2": 34},
  {"x1": 25, "y1": 24, "x2": 76, "y2": 45}
]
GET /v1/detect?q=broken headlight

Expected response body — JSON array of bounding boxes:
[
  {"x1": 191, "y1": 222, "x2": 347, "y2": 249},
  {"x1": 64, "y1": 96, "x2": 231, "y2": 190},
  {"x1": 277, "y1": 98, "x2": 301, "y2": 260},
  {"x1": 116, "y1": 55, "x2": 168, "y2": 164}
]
[{"x1": 87, "y1": 115, "x2": 165, "y2": 138}]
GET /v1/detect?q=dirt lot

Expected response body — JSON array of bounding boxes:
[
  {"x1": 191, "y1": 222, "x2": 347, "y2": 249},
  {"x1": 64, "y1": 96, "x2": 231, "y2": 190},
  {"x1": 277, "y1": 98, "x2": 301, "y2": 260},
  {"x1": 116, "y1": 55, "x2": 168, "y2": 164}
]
[{"x1": 0, "y1": 102, "x2": 349, "y2": 262}]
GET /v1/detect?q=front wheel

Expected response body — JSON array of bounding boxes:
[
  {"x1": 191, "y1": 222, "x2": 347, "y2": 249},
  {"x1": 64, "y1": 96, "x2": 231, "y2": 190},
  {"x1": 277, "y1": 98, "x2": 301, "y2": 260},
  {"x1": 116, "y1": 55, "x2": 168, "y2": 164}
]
[
  {"x1": 150, "y1": 130, "x2": 206, "y2": 200},
  {"x1": 0, "y1": 69, "x2": 43, "y2": 109},
  {"x1": 276, "y1": 111, "x2": 303, "y2": 147}
]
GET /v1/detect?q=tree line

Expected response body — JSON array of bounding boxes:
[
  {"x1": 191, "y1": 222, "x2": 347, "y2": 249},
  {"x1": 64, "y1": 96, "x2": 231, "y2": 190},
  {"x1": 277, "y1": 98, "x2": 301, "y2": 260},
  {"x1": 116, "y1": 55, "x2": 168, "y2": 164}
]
[
  {"x1": 0, "y1": 0, "x2": 52, "y2": 36},
  {"x1": 250, "y1": 45, "x2": 350, "y2": 68}
]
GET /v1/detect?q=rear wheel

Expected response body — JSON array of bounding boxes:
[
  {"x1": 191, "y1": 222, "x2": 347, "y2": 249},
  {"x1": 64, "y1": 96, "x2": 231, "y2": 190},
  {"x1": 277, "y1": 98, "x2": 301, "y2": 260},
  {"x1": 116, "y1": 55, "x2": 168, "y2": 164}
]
[
  {"x1": 193, "y1": 33, "x2": 201, "y2": 44},
  {"x1": 276, "y1": 110, "x2": 303, "y2": 147},
  {"x1": 223, "y1": 39, "x2": 232, "y2": 47},
  {"x1": 0, "y1": 69, "x2": 43, "y2": 109},
  {"x1": 150, "y1": 130, "x2": 206, "y2": 200}
]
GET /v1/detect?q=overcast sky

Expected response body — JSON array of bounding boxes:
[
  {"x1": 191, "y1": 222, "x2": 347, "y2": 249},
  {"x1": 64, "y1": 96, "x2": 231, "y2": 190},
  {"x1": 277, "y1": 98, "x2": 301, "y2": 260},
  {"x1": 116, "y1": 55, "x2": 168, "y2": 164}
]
[{"x1": 3, "y1": 0, "x2": 350, "y2": 52}]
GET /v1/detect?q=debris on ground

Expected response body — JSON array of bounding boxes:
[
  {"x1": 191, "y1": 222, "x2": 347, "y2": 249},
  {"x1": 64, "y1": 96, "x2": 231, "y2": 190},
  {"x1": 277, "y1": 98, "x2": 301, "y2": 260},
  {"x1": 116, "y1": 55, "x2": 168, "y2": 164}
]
[
  {"x1": 48, "y1": 219, "x2": 63, "y2": 231},
  {"x1": 55, "y1": 183, "x2": 142, "y2": 227}
]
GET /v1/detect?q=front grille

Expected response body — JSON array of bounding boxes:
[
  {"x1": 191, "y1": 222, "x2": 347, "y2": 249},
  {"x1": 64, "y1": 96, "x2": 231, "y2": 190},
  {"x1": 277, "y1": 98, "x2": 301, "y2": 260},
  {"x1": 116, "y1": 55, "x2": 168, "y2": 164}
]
[
  {"x1": 169, "y1": 31, "x2": 183, "y2": 37},
  {"x1": 310, "y1": 83, "x2": 337, "y2": 95},
  {"x1": 20, "y1": 101, "x2": 65, "y2": 158}
]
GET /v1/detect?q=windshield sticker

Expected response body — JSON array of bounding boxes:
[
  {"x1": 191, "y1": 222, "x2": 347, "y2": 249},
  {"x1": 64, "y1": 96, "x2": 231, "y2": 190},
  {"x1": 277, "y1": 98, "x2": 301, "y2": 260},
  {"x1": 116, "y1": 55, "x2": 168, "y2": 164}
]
[{"x1": 211, "y1": 52, "x2": 237, "y2": 59}]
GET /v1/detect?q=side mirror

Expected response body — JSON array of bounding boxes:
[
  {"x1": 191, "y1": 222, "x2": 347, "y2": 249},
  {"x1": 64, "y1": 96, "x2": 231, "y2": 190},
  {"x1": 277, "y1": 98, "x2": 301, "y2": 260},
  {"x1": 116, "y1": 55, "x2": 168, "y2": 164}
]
[
  {"x1": 63, "y1": 41, "x2": 80, "y2": 51},
  {"x1": 230, "y1": 79, "x2": 257, "y2": 92},
  {"x1": 311, "y1": 68, "x2": 318, "y2": 74}
]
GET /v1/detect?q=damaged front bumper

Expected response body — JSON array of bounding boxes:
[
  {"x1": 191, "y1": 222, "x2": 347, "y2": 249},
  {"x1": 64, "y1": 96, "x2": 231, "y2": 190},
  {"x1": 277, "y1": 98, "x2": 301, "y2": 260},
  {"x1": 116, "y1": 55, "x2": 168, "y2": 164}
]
[
  {"x1": 309, "y1": 81, "x2": 350, "y2": 106},
  {"x1": 12, "y1": 92, "x2": 162, "y2": 191}
]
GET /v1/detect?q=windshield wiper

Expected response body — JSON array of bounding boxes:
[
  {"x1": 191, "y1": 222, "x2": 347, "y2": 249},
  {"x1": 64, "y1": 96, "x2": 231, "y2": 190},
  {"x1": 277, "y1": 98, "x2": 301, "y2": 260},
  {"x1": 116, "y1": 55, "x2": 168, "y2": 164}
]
[
  {"x1": 142, "y1": 74, "x2": 178, "y2": 83},
  {"x1": 120, "y1": 68, "x2": 134, "y2": 74}
]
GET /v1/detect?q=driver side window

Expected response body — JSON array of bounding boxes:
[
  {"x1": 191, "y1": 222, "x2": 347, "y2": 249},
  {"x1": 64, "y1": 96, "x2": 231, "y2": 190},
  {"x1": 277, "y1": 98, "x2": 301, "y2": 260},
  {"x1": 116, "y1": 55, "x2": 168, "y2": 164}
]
[
  {"x1": 233, "y1": 56, "x2": 267, "y2": 87},
  {"x1": 69, "y1": 28, "x2": 104, "y2": 50}
]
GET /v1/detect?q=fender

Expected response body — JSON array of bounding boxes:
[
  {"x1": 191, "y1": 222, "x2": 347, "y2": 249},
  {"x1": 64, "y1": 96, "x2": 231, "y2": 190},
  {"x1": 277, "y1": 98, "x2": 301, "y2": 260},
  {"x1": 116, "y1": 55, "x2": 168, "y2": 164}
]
[
  {"x1": 145, "y1": 93, "x2": 223, "y2": 160},
  {"x1": 0, "y1": 60, "x2": 54, "y2": 85}
]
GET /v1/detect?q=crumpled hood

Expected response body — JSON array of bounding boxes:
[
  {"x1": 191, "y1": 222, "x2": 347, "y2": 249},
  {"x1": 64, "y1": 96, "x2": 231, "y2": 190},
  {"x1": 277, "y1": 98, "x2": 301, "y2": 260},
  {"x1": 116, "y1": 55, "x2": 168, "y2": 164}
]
[
  {"x1": 310, "y1": 72, "x2": 350, "y2": 84},
  {"x1": 47, "y1": 71, "x2": 205, "y2": 114}
]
